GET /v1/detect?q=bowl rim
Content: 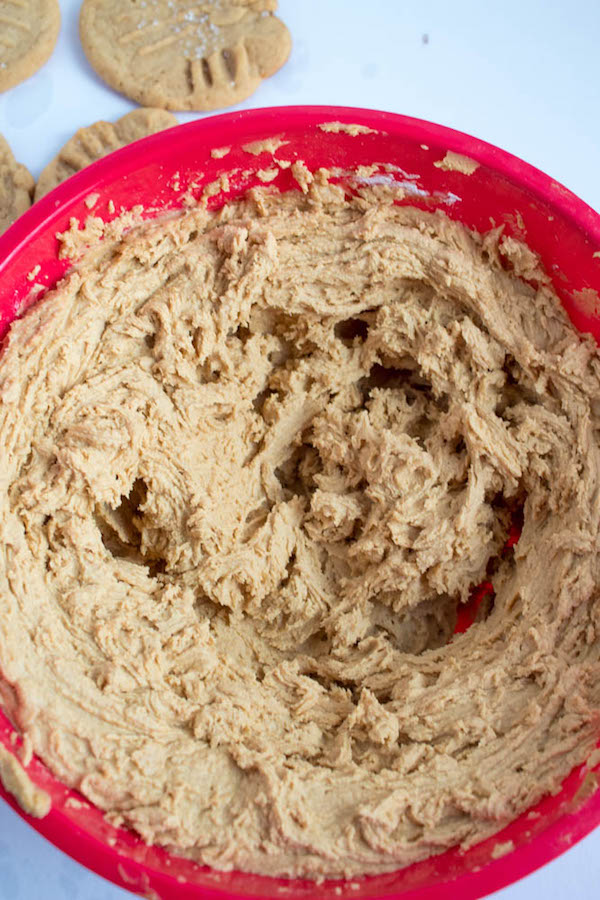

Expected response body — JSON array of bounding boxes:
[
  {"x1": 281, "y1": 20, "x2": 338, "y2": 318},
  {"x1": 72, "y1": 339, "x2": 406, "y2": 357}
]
[
  {"x1": 2, "y1": 104, "x2": 600, "y2": 263},
  {"x1": 1, "y1": 104, "x2": 600, "y2": 900}
]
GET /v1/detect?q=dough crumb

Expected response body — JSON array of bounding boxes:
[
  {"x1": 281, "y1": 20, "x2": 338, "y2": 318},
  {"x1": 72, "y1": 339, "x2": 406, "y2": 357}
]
[
  {"x1": 500, "y1": 236, "x2": 549, "y2": 283},
  {"x1": 573, "y1": 288, "x2": 600, "y2": 318},
  {"x1": 434, "y1": 151, "x2": 480, "y2": 175},
  {"x1": 318, "y1": 122, "x2": 377, "y2": 136},
  {"x1": 0, "y1": 743, "x2": 50, "y2": 818},
  {"x1": 291, "y1": 160, "x2": 313, "y2": 192},
  {"x1": 65, "y1": 796, "x2": 88, "y2": 810},
  {"x1": 211, "y1": 147, "x2": 231, "y2": 159},
  {"x1": 242, "y1": 137, "x2": 289, "y2": 156},
  {"x1": 572, "y1": 769, "x2": 600, "y2": 808},
  {"x1": 353, "y1": 164, "x2": 379, "y2": 178},
  {"x1": 18, "y1": 733, "x2": 33, "y2": 766},
  {"x1": 491, "y1": 840, "x2": 515, "y2": 860},
  {"x1": 256, "y1": 168, "x2": 279, "y2": 183},
  {"x1": 202, "y1": 174, "x2": 231, "y2": 201},
  {"x1": 57, "y1": 205, "x2": 145, "y2": 260}
]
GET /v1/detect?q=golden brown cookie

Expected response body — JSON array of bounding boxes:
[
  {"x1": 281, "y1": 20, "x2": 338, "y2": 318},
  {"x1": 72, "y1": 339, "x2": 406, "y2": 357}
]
[
  {"x1": 34, "y1": 108, "x2": 178, "y2": 200},
  {"x1": 0, "y1": 0, "x2": 61, "y2": 92},
  {"x1": 79, "y1": 0, "x2": 291, "y2": 111},
  {"x1": 0, "y1": 134, "x2": 34, "y2": 234}
]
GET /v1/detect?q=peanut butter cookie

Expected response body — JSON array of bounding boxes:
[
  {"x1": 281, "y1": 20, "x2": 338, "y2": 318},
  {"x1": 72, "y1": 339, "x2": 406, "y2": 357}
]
[
  {"x1": 0, "y1": 133, "x2": 34, "y2": 234},
  {"x1": 79, "y1": 0, "x2": 291, "y2": 111},
  {"x1": 35, "y1": 108, "x2": 178, "y2": 200},
  {"x1": 0, "y1": 0, "x2": 61, "y2": 92}
]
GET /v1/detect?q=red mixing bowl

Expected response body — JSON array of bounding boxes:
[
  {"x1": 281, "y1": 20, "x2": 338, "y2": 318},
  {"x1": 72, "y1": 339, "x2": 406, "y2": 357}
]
[{"x1": 1, "y1": 106, "x2": 600, "y2": 900}]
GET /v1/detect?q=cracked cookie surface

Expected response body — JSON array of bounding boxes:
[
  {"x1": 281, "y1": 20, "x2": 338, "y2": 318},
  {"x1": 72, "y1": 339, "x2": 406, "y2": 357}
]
[{"x1": 79, "y1": 0, "x2": 291, "y2": 111}]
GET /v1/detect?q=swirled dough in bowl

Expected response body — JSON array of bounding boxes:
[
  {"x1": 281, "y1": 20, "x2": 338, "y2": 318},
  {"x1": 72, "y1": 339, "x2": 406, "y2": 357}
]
[{"x1": 1, "y1": 177, "x2": 600, "y2": 878}]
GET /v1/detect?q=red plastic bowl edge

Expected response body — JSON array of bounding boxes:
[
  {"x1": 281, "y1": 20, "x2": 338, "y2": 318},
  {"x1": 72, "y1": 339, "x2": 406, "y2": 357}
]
[{"x1": 0, "y1": 106, "x2": 599, "y2": 900}]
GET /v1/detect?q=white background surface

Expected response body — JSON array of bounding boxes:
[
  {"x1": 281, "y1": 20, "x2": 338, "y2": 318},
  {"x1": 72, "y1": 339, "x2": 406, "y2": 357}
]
[{"x1": 1, "y1": 0, "x2": 600, "y2": 898}]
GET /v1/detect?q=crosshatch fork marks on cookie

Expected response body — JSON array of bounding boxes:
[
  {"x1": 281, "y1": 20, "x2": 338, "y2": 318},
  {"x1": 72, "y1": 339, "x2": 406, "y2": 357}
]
[
  {"x1": 79, "y1": 0, "x2": 292, "y2": 111},
  {"x1": 34, "y1": 108, "x2": 178, "y2": 201}
]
